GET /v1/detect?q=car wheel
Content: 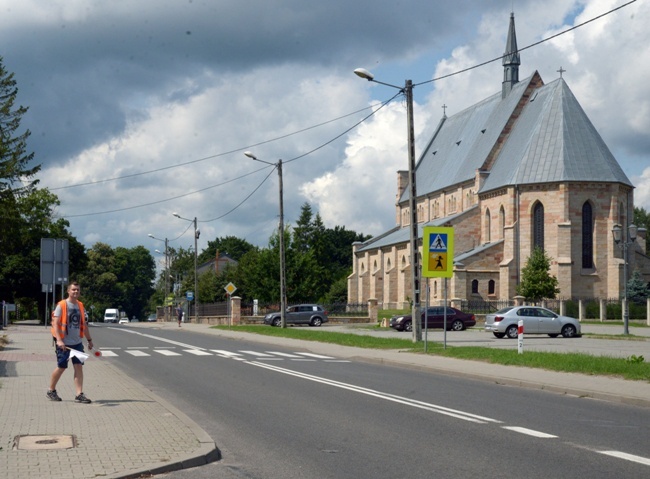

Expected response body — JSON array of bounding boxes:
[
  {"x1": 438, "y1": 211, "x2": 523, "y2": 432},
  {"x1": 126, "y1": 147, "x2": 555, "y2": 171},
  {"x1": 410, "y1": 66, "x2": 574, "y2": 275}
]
[
  {"x1": 310, "y1": 317, "x2": 322, "y2": 327},
  {"x1": 450, "y1": 320, "x2": 464, "y2": 331},
  {"x1": 505, "y1": 325, "x2": 518, "y2": 339},
  {"x1": 272, "y1": 318, "x2": 281, "y2": 327},
  {"x1": 548, "y1": 334, "x2": 559, "y2": 338},
  {"x1": 404, "y1": 321, "x2": 413, "y2": 332},
  {"x1": 493, "y1": 332, "x2": 505, "y2": 338},
  {"x1": 561, "y1": 324, "x2": 577, "y2": 338}
]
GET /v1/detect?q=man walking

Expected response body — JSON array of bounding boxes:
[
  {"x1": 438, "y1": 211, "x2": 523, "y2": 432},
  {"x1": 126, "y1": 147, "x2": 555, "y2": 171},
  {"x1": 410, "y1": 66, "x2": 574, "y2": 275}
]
[{"x1": 47, "y1": 282, "x2": 94, "y2": 403}]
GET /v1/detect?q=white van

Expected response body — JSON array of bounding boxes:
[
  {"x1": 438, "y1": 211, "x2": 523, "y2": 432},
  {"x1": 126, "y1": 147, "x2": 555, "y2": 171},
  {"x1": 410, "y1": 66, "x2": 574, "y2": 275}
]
[{"x1": 104, "y1": 308, "x2": 119, "y2": 323}]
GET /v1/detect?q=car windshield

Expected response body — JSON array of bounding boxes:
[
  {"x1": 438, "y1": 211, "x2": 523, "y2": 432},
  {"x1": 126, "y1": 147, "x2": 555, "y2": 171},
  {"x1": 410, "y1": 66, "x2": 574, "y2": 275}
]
[{"x1": 495, "y1": 307, "x2": 514, "y2": 314}]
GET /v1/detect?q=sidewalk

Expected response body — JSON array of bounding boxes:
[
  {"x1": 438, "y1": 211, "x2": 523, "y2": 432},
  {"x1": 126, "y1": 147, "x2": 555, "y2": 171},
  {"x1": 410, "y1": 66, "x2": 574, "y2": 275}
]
[
  {"x1": 0, "y1": 324, "x2": 218, "y2": 479},
  {"x1": 1, "y1": 321, "x2": 649, "y2": 479}
]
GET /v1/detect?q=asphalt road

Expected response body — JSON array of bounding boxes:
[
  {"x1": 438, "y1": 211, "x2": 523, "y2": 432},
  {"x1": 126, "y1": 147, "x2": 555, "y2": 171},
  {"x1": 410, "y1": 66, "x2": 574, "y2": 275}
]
[{"x1": 94, "y1": 324, "x2": 650, "y2": 479}]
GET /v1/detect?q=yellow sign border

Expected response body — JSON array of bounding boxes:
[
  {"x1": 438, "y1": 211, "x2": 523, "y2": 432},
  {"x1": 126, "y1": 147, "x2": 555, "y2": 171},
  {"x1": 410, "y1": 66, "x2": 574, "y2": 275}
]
[{"x1": 422, "y1": 226, "x2": 454, "y2": 278}]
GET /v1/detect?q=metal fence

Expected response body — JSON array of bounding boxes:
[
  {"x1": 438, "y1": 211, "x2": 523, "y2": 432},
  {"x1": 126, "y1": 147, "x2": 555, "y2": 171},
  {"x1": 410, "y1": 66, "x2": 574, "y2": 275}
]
[{"x1": 460, "y1": 299, "x2": 513, "y2": 315}]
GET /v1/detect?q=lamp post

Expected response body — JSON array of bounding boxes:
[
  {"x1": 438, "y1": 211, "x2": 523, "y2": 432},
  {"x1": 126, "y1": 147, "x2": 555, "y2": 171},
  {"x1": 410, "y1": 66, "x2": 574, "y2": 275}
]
[
  {"x1": 173, "y1": 213, "x2": 200, "y2": 323},
  {"x1": 149, "y1": 234, "x2": 170, "y2": 322},
  {"x1": 354, "y1": 68, "x2": 421, "y2": 342},
  {"x1": 612, "y1": 223, "x2": 637, "y2": 335},
  {"x1": 244, "y1": 151, "x2": 287, "y2": 328}
]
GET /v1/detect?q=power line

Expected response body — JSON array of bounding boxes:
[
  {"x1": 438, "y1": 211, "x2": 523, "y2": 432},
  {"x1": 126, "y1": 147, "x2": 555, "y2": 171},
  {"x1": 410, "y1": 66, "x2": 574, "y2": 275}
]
[
  {"x1": 55, "y1": 1, "x2": 635, "y2": 220},
  {"x1": 48, "y1": 104, "x2": 381, "y2": 191},
  {"x1": 415, "y1": 0, "x2": 636, "y2": 87}
]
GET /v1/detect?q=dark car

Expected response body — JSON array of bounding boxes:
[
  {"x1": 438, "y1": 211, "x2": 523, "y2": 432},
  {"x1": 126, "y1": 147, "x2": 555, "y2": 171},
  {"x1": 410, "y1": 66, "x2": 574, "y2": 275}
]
[
  {"x1": 390, "y1": 307, "x2": 476, "y2": 332},
  {"x1": 264, "y1": 304, "x2": 329, "y2": 327}
]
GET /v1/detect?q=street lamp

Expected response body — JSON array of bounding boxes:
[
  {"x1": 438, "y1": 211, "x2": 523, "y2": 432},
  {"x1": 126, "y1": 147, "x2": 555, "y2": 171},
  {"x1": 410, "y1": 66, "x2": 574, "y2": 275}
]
[
  {"x1": 149, "y1": 234, "x2": 170, "y2": 322},
  {"x1": 612, "y1": 223, "x2": 637, "y2": 335},
  {"x1": 244, "y1": 151, "x2": 287, "y2": 328},
  {"x1": 173, "y1": 213, "x2": 200, "y2": 323},
  {"x1": 354, "y1": 67, "x2": 421, "y2": 342}
]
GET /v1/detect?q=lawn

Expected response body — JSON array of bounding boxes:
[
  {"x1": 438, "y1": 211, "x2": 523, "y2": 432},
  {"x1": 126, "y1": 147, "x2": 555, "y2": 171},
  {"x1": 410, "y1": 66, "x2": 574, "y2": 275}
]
[{"x1": 212, "y1": 324, "x2": 650, "y2": 382}]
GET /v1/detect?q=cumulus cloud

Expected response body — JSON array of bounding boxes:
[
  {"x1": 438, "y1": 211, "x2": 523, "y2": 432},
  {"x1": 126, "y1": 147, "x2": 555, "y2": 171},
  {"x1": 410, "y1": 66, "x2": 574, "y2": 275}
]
[{"x1": 1, "y1": 0, "x2": 647, "y2": 252}]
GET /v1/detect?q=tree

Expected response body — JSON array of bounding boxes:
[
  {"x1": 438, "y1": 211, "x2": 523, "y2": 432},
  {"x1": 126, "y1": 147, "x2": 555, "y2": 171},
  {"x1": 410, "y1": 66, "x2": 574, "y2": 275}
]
[
  {"x1": 627, "y1": 269, "x2": 649, "y2": 304},
  {"x1": 200, "y1": 236, "x2": 255, "y2": 263},
  {"x1": 516, "y1": 246, "x2": 560, "y2": 302},
  {"x1": 0, "y1": 55, "x2": 39, "y2": 202}
]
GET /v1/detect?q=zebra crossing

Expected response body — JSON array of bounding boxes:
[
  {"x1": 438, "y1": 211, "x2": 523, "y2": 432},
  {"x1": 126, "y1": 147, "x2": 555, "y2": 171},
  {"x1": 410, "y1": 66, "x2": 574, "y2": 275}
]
[{"x1": 98, "y1": 347, "x2": 349, "y2": 362}]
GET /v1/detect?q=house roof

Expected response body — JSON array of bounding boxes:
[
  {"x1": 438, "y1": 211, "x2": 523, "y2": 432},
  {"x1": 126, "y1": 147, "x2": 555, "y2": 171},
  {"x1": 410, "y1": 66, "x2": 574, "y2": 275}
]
[{"x1": 480, "y1": 78, "x2": 632, "y2": 192}]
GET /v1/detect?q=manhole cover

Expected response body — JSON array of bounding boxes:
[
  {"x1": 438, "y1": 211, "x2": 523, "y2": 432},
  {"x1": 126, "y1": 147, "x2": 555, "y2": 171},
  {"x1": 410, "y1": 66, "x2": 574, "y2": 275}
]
[{"x1": 14, "y1": 435, "x2": 76, "y2": 450}]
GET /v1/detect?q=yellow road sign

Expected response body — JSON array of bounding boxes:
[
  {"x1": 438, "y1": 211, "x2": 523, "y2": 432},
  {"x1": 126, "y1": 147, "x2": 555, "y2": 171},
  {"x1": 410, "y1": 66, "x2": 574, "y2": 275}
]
[{"x1": 422, "y1": 227, "x2": 454, "y2": 277}]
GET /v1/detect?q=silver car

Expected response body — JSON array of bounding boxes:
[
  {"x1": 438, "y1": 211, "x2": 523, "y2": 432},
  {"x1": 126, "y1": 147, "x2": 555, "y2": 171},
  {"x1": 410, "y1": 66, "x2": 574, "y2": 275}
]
[{"x1": 485, "y1": 306, "x2": 581, "y2": 339}]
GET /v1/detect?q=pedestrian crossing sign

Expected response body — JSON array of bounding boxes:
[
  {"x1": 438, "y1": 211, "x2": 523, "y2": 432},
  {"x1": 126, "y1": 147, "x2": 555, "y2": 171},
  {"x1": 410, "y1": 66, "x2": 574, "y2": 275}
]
[{"x1": 422, "y1": 226, "x2": 454, "y2": 277}]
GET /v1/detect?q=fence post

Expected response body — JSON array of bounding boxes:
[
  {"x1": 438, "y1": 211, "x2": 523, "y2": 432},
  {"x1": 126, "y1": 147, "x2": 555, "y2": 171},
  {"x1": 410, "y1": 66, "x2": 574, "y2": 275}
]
[
  {"x1": 647, "y1": 297, "x2": 650, "y2": 326},
  {"x1": 600, "y1": 299, "x2": 606, "y2": 322},
  {"x1": 231, "y1": 296, "x2": 241, "y2": 325},
  {"x1": 368, "y1": 298, "x2": 379, "y2": 325},
  {"x1": 559, "y1": 299, "x2": 565, "y2": 316},
  {"x1": 578, "y1": 299, "x2": 584, "y2": 322}
]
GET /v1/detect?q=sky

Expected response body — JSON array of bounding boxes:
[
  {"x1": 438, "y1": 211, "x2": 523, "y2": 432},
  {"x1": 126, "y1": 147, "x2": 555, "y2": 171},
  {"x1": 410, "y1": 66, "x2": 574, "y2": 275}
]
[{"x1": 1, "y1": 0, "x2": 648, "y2": 263}]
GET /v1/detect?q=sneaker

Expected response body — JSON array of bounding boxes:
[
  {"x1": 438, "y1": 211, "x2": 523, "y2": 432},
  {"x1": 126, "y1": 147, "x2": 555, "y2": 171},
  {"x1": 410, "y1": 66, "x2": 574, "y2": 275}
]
[
  {"x1": 46, "y1": 389, "x2": 62, "y2": 401},
  {"x1": 74, "y1": 393, "x2": 92, "y2": 404}
]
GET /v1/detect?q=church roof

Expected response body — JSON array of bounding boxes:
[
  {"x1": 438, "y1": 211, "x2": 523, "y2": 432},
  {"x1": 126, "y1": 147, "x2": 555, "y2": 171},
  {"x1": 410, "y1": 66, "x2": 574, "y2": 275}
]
[
  {"x1": 400, "y1": 74, "x2": 534, "y2": 203},
  {"x1": 480, "y1": 77, "x2": 632, "y2": 192},
  {"x1": 400, "y1": 72, "x2": 631, "y2": 204},
  {"x1": 356, "y1": 207, "x2": 476, "y2": 253}
]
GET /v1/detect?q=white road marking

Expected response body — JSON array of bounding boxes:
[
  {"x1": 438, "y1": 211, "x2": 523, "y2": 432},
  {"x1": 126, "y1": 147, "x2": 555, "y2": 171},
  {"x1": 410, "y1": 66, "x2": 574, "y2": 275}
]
[
  {"x1": 210, "y1": 350, "x2": 248, "y2": 360},
  {"x1": 501, "y1": 426, "x2": 558, "y2": 438},
  {"x1": 298, "y1": 353, "x2": 335, "y2": 359},
  {"x1": 99, "y1": 350, "x2": 118, "y2": 357},
  {"x1": 266, "y1": 351, "x2": 301, "y2": 358},
  {"x1": 598, "y1": 451, "x2": 650, "y2": 466},
  {"x1": 154, "y1": 349, "x2": 182, "y2": 356},
  {"x1": 183, "y1": 349, "x2": 213, "y2": 356},
  {"x1": 248, "y1": 361, "x2": 501, "y2": 424},
  {"x1": 239, "y1": 350, "x2": 274, "y2": 357},
  {"x1": 124, "y1": 350, "x2": 150, "y2": 357}
]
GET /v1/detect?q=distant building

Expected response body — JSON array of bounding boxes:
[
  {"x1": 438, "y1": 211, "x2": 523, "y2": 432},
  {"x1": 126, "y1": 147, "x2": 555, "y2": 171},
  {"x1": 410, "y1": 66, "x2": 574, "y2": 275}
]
[
  {"x1": 197, "y1": 252, "x2": 238, "y2": 276},
  {"x1": 348, "y1": 13, "x2": 649, "y2": 308}
]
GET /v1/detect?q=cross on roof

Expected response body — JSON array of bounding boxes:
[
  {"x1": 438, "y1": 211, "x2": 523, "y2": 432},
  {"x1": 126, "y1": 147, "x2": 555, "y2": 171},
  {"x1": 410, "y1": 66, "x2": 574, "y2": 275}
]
[
  {"x1": 442, "y1": 104, "x2": 447, "y2": 117},
  {"x1": 557, "y1": 66, "x2": 566, "y2": 78}
]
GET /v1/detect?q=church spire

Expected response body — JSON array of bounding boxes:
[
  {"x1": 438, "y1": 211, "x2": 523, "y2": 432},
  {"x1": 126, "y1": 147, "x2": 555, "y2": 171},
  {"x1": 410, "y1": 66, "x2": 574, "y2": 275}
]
[{"x1": 502, "y1": 12, "x2": 520, "y2": 99}]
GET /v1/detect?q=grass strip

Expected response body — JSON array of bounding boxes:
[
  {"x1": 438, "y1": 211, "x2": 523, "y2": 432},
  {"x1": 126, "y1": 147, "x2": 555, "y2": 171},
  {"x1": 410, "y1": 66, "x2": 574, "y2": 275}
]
[{"x1": 212, "y1": 325, "x2": 649, "y2": 382}]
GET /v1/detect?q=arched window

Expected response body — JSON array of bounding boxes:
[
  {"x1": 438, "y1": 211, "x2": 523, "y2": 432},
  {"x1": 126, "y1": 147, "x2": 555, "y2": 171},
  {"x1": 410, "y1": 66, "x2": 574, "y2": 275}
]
[
  {"x1": 471, "y1": 279, "x2": 479, "y2": 294},
  {"x1": 582, "y1": 202, "x2": 594, "y2": 268},
  {"x1": 499, "y1": 206, "x2": 505, "y2": 239},
  {"x1": 533, "y1": 202, "x2": 544, "y2": 250},
  {"x1": 485, "y1": 208, "x2": 491, "y2": 243},
  {"x1": 488, "y1": 280, "x2": 495, "y2": 295}
]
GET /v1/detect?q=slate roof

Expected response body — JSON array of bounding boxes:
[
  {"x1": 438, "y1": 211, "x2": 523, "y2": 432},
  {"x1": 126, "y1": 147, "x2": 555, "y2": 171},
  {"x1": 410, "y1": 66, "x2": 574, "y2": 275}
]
[
  {"x1": 481, "y1": 78, "x2": 632, "y2": 192},
  {"x1": 356, "y1": 207, "x2": 476, "y2": 253},
  {"x1": 400, "y1": 73, "x2": 534, "y2": 203}
]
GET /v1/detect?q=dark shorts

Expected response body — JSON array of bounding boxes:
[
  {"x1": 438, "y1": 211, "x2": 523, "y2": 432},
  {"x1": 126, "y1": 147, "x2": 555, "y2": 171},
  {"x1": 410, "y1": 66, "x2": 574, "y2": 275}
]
[{"x1": 54, "y1": 341, "x2": 84, "y2": 368}]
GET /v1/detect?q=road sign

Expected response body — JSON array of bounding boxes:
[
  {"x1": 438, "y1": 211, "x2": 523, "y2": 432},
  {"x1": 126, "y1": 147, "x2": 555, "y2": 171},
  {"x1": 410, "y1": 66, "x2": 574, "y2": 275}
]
[
  {"x1": 224, "y1": 282, "x2": 237, "y2": 295},
  {"x1": 40, "y1": 238, "x2": 70, "y2": 285},
  {"x1": 186, "y1": 291, "x2": 194, "y2": 301},
  {"x1": 422, "y1": 226, "x2": 454, "y2": 278}
]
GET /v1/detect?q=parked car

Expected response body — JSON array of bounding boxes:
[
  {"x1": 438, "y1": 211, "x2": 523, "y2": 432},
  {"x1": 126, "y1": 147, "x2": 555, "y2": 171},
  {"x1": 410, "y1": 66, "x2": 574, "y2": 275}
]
[
  {"x1": 484, "y1": 306, "x2": 581, "y2": 338},
  {"x1": 118, "y1": 317, "x2": 129, "y2": 325},
  {"x1": 147, "y1": 314, "x2": 157, "y2": 322},
  {"x1": 264, "y1": 304, "x2": 329, "y2": 327},
  {"x1": 389, "y1": 307, "x2": 476, "y2": 332}
]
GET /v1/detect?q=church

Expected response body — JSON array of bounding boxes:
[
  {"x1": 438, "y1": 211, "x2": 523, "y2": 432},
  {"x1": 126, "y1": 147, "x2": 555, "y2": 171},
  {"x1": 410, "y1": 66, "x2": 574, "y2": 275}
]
[{"x1": 348, "y1": 14, "x2": 648, "y2": 309}]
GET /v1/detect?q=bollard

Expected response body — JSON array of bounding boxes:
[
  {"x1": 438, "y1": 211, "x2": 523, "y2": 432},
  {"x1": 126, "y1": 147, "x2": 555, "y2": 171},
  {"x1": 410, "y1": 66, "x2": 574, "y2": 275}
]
[{"x1": 517, "y1": 320, "x2": 524, "y2": 354}]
